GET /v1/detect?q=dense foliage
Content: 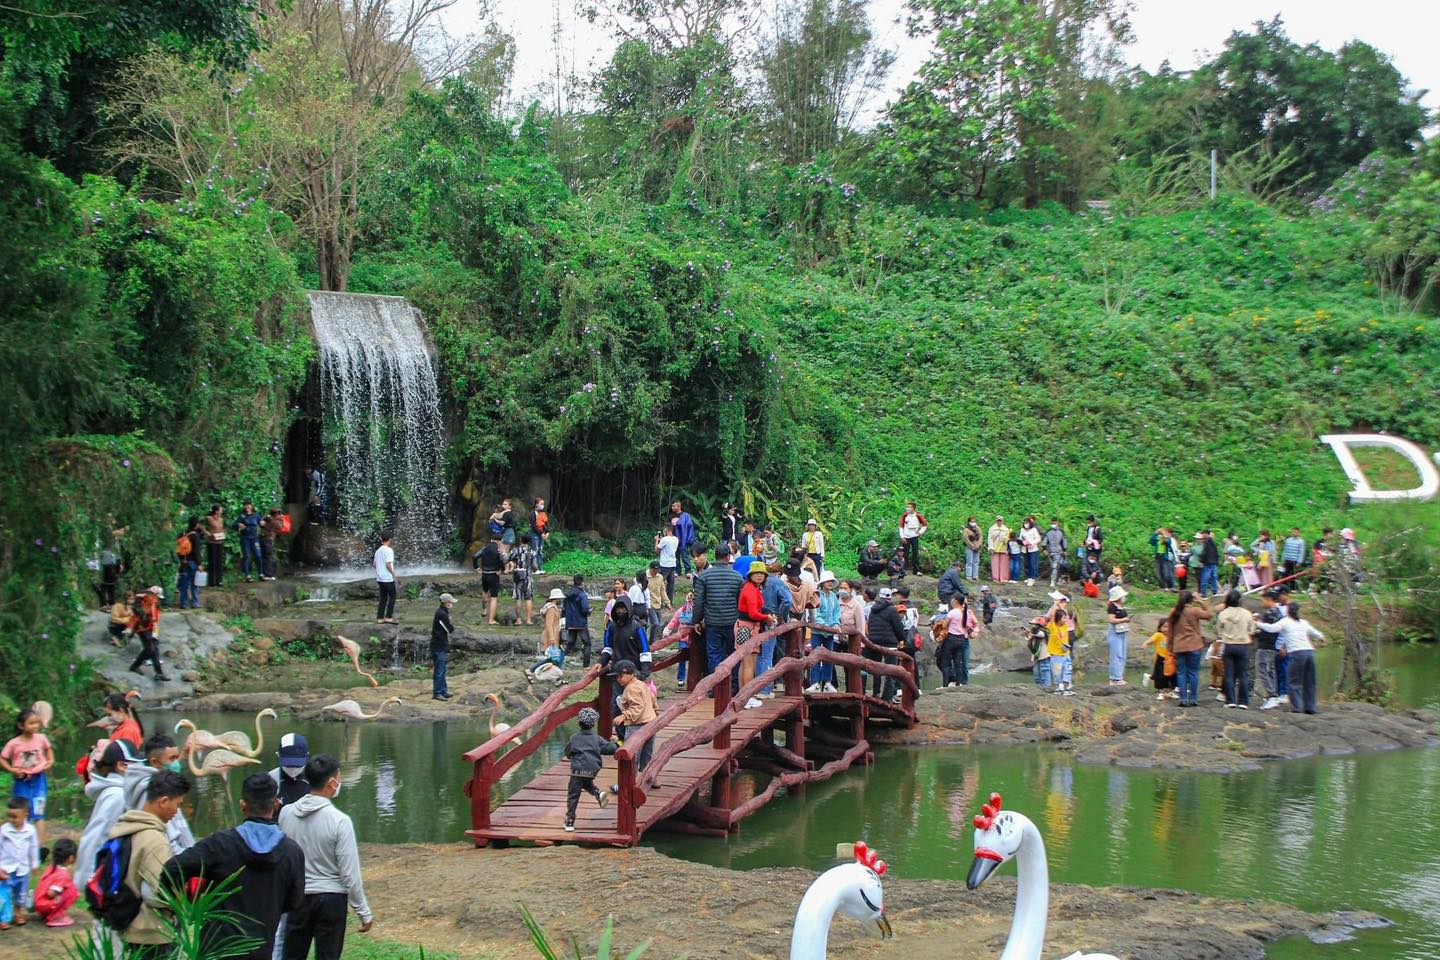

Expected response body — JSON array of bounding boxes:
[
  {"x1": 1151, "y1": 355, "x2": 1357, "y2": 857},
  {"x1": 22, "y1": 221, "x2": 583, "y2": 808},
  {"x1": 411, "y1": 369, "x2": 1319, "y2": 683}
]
[{"x1": 2, "y1": 1, "x2": 1437, "y2": 713}]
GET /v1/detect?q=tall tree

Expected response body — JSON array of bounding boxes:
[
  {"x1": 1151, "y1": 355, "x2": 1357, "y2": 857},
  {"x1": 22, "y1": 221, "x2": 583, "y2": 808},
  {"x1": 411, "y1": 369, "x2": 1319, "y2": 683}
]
[
  {"x1": 877, "y1": 0, "x2": 1062, "y2": 201},
  {"x1": 756, "y1": 0, "x2": 894, "y2": 164},
  {"x1": 1202, "y1": 18, "x2": 1428, "y2": 191},
  {"x1": 111, "y1": 0, "x2": 500, "y2": 290}
]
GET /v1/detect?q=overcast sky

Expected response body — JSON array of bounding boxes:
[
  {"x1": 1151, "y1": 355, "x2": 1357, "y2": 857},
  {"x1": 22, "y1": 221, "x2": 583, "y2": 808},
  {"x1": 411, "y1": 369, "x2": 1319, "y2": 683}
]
[{"x1": 442, "y1": 0, "x2": 1439, "y2": 123}]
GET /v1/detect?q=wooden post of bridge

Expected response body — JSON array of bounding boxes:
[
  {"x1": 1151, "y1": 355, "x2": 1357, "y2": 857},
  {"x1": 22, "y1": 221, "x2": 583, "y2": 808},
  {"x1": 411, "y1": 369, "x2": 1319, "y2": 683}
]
[
  {"x1": 784, "y1": 624, "x2": 808, "y2": 792},
  {"x1": 617, "y1": 751, "x2": 638, "y2": 843},
  {"x1": 598, "y1": 673, "x2": 616, "y2": 739},
  {"x1": 467, "y1": 756, "x2": 494, "y2": 847},
  {"x1": 846, "y1": 632, "x2": 866, "y2": 746},
  {"x1": 688, "y1": 630, "x2": 705, "y2": 693}
]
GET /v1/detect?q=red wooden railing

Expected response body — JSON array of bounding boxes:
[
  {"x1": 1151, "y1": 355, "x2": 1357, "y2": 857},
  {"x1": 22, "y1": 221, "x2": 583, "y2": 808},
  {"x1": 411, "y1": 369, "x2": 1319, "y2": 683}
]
[{"x1": 463, "y1": 617, "x2": 918, "y2": 845}]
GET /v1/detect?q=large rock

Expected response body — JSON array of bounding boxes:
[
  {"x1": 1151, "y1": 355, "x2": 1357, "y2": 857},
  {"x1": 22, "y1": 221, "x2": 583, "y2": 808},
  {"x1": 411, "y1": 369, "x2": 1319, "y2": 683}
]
[
  {"x1": 79, "y1": 610, "x2": 238, "y2": 704},
  {"x1": 296, "y1": 525, "x2": 368, "y2": 566}
]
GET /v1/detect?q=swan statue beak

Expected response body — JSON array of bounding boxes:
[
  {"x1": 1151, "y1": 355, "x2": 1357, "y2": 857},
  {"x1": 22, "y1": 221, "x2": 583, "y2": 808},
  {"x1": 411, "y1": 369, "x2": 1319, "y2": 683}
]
[
  {"x1": 874, "y1": 913, "x2": 893, "y2": 939},
  {"x1": 966, "y1": 850, "x2": 1003, "y2": 890}
]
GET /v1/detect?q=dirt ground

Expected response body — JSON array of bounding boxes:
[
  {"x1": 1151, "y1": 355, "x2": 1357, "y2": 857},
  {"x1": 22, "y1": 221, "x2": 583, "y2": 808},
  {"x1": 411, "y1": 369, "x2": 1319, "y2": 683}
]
[{"x1": 5, "y1": 840, "x2": 1380, "y2": 960}]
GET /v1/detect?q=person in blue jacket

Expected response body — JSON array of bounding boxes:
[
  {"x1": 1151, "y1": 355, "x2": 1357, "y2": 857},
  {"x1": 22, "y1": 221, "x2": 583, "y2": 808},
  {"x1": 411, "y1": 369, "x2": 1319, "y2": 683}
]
[{"x1": 669, "y1": 500, "x2": 697, "y2": 576}]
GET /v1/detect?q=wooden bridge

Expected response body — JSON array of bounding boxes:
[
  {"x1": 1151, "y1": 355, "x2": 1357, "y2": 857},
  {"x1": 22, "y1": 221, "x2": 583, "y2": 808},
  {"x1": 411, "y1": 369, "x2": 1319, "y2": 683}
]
[{"x1": 462, "y1": 620, "x2": 918, "y2": 847}]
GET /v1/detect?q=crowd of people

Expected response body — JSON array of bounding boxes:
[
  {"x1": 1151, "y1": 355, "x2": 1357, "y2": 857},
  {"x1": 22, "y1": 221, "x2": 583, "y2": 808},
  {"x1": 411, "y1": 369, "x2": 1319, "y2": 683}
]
[{"x1": 4, "y1": 698, "x2": 373, "y2": 960}]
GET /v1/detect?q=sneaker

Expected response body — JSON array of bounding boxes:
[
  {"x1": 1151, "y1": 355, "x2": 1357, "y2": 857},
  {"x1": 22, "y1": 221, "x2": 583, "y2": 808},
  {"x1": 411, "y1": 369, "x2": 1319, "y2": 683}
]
[
  {"x1": 1259, "y1": 697, "x2": 1278, "y2": 711},
  {"x1": 1024, "y1": 578, "x2": 1035, "y2": 587},
  {"x1": 758, "y1": 691, "x2": 775, "y2": 700},
  {"x1": 947, "y1": 682, "x2": 957, "y2": 689},
  {"x1": 1238, "y1": 703, "x2": 1249, "y2": 710},
  {"x1": 1216, "y1": 693, "x2": 1227, "y2": 702},
  {"x1": 891, "y1": 693, "x2": 902, "y2": 704},
  {"x1": 1156, "y1": 693, "x2": 1167, "y2": 702},
  {"x1": 822, "y1": 682, "x2": 838, "y2": 693},
  {"x1": 1225, "y1": 702, "x2": 1236, "y2": 709},
  {"x1": 564, "y1": 822, "x2": 575, "y2": 832},
  {"x1": 597, "y1": 791, "x2": 610, "y2": 809},
  {"x1": 744, "y1": 697, "x2": 763, "y2": 709},
  {"x1": 609, "y1": 784, "x2": 620, "y2": 795},
  {"x1": 804, "y1": 683, "x2": 822, "y2": 694},
  {"x1": 1061, "y1": 689, "x2": 1076, "y2": 697}
]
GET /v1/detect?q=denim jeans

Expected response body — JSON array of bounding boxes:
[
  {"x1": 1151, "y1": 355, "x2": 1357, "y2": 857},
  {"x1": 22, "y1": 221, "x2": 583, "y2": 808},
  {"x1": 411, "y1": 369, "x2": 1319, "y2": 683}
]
[
  {"x1": 1009, "y1": 554, "x2": 1022, "y2": 580},
  {"x1": 756, "y1": 636, "x2": 778, "y2": 694},
  {"x1": 1287, "y1": 649, "x2": 1317, "y2": 712},
  {"x1": 1106, "y1": 626, "x2": 1128, "y2": 681},
  {"x1": 964, "y1": 547, "x2": 980, "y2": 579},
  {"x1": 810, "y1": 634, "x2": 836, "y2": 686},
  {"x1": 938, "y1": 636, "x2": 969, "y2": 685},
  {"x1": 678, "y1": 547, "x2": 694, "y2": 575},
  {"x1": 1025, "y1": 552, "x2": 1039, "y2": 580},
  {"x1": 1033, "y1": 657, "x2": 1052, "y2": 687},
  {"x1": 1154, "y1": 555, "x2": 1174, "y2": 589},
  {"x1": 1199, "y1": 563, "x2": 1219, "y2": 596},
  {"x1": 240, "y1": 537, "x2": 262, "y2": 577},
  {"x1": 1048, "y1": 554, "x2": 1066, "y2": 585},
  {"x1": 432, "y1": 649, "x2": 449, "y2": 697},
  {"x1": 1275, "y1": 649, "x2": 1290, "y2": 697},
  {"x1": 1175, "y1": 649, "x2": 1204, "y2": 703},
  {"x1": 1050, "y1": 654, "x2": 1072, "y2": 687},
  {"x1": 177, "y1": 559, "x2": 200, "y2": 608},
  {"x1": 704, "y1": 624, "x2": 734, "y2": 676},
  {"x1": 533, "y1": 535, "x2": 545, "y2": 571}
]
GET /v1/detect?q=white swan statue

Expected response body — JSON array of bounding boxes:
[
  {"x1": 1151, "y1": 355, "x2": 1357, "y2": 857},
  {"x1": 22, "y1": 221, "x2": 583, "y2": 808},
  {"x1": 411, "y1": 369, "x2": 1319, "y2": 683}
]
[
  {"x1": 967, "y1": 792, "x2": 1120, "y2": 960},
  {"x1": 789, "y1": 840, "x2": 893, "y2": 960}
]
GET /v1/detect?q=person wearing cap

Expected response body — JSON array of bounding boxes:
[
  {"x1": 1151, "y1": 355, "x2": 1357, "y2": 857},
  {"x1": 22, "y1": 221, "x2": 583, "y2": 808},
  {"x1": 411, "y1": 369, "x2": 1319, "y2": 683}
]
[
  {"x1": 270, "y1": 734, "x2": 313, "y2": 807},
  {"x1": 430, "y1": 593, "x2": 456, "y2": 701},
  {"x1": 562, "y1": 707, "x2": 616, "y2": 832},
  {"x1": 127, "y1": 586, "x2": 170, "y2": 682},
  {"x1": 1105, "y1": 585, "x2": 1132, "y2": 685},
  {"x1": 897, "y1": 502, "x2": 927, "y2": 575},
  {"x1": 76, "y1": 738, "x2": 141, "y2": 884},
  {"x1": 1026, "y1": 616, "x2": 1052, "y2": 687},
  {"x1": 163, "y1": 772, "x2": 306, "y2": 960},
  {"x1": 540, "y1": 587, "x2": 564, "y2": 649},
  {"x1": 987, "y1": 516, "x2": 1011, "y2": 583},
  {"x1": 857, "y1": 540, "x2": 886, "y2": 580},
  {"x1": 937, "y1": 557, "x2": 967, "y2": 607},
  {"x1": 802, "y1": 519, "x2": 826, "y2": 576},
  {"x1": 612, "y1": 660, "x2": 659, "y2": 777}
]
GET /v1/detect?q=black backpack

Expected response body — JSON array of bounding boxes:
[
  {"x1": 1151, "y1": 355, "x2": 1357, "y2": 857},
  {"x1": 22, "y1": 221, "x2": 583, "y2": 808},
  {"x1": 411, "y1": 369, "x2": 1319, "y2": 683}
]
[{"x1": 85, "y1": 835, "x2": 143, "y2": 929}]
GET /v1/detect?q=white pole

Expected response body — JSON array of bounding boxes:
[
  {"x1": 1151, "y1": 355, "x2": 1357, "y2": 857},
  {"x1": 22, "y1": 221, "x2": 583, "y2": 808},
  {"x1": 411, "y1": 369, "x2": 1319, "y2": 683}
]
[{"x1": 1210, "y1": 149, "x2": 1217, "y2": 200}]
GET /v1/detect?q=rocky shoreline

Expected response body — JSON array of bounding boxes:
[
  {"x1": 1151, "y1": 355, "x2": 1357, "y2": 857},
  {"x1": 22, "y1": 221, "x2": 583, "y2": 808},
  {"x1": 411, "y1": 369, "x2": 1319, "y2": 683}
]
[{"x1": 878, "y1": 683, "x2": 1439, "y2": 774}]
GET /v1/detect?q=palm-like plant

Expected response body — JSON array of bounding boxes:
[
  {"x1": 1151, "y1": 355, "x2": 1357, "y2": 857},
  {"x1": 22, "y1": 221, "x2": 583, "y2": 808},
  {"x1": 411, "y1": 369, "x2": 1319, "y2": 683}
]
[
  {"x1": 520, "y1": 904, "x2": 653, "y2": 960},
  {"x1": 60, "y1": 872, "x2": 259, "y2": 960}
]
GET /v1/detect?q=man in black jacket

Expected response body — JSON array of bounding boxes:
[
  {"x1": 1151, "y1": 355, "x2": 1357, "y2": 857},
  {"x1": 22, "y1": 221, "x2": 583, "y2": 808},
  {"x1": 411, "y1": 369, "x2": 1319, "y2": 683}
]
[
  {"x1": 431, "y1": 593, "x2": 455, "y2": 700},
  {"x1": 1197, "y1": 530, "x2": 1221, "y2": 598},
  {"x1": 691, "y1": 543, "x2": 744, "y2": 678},
  {"x1": 864, "y1": 588, "x2": 907, "y2": 699},
  {"x1": 563, "y1": 575, "x2": 592, "y2": 666},
  {"x1": 164, "y1": 773, "x2": 306, "y2": 960}
]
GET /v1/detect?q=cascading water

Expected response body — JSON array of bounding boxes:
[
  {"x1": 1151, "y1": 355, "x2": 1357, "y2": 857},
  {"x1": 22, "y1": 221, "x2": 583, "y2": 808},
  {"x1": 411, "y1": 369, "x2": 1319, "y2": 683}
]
[{"x1": 308, "y1": 291, "x2": 449, "y2": 562}]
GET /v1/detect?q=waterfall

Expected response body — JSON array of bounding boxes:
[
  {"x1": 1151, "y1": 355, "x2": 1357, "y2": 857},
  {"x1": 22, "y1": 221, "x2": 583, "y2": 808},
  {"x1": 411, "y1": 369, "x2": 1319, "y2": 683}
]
[{"x1": 307, "y1": 291, "x2": 449, "y2": 562}]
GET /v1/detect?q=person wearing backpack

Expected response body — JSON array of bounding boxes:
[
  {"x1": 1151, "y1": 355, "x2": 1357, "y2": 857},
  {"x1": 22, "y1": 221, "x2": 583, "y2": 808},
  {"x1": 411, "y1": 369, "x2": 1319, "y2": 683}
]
[
  {"x1": 175, "y1": 517, "x2": 202, "y2": 610},
  {"x1": 127, "y1": 586, "x2": 170, "y2": 682},
  {"x1": 93, "y1": 769, "x2": 191, "y2": 957},
  {"x1": 163, "y1": 773, "x2": 306, "y2": 960},
  {"x1": 77, "y1": 740, "x2": 140, "y2": 902}
]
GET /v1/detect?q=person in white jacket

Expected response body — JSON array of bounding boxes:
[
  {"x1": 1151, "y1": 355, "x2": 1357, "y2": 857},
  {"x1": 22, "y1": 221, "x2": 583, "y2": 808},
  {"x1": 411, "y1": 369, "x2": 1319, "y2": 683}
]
[
  {"x1": 121, "y1": 734, "x2": 196, "y2": 855},
  {"x1": 75, "y1": 740, "x2": 140, "y2": 885},
  {"x1": 278, "y1": 754, "x2": 373, "y2": 960}
]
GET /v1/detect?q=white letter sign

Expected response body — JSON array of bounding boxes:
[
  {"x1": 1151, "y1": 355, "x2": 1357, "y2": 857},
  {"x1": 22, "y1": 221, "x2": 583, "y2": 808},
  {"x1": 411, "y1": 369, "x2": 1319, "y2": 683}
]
[{"x1": 1320, "y1": 434, "x2": 1440, "y2": 502}]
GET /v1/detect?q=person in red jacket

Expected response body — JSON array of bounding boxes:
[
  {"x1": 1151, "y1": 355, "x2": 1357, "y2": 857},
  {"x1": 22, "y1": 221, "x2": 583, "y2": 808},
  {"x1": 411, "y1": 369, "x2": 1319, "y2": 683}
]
[
  {"x1": 33, "y1": 838, "x2": 77, "y2": 926},
  {"x1": 736, "y1": 562, "x2": 776, "y2": 710},
  {"x1": 898, "y1": 502, "x2": 928, "y2": 575},
  {"x1": 127, "y1": 586, "x2": 170, "y2": 680}
]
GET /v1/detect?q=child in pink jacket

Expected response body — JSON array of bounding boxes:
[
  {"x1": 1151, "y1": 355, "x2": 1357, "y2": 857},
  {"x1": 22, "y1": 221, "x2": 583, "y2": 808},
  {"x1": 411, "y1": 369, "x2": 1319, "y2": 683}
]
[{"x1": 34, "y1": 837, "x2": 77, "y2": 926}]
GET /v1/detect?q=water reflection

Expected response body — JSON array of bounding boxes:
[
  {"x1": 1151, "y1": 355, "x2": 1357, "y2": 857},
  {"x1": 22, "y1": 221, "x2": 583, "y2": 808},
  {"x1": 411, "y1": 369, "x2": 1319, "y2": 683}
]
[{"x1": 654, "y1": 743, "x2": 1440, "y2": 960}]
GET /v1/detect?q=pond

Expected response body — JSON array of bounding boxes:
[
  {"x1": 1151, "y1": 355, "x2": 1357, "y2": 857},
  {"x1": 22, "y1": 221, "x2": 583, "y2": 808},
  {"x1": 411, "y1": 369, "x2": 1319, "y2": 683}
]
[{"x1": 44, "y1": 639, "x2": 1440, "y2": 959}]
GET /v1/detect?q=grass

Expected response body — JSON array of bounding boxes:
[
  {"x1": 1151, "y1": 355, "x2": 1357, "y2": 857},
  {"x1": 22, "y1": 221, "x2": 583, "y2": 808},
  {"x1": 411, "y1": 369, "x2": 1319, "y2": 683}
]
[{"x1": 342, "y1": 938, "x2": 464, "y2": 960}]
